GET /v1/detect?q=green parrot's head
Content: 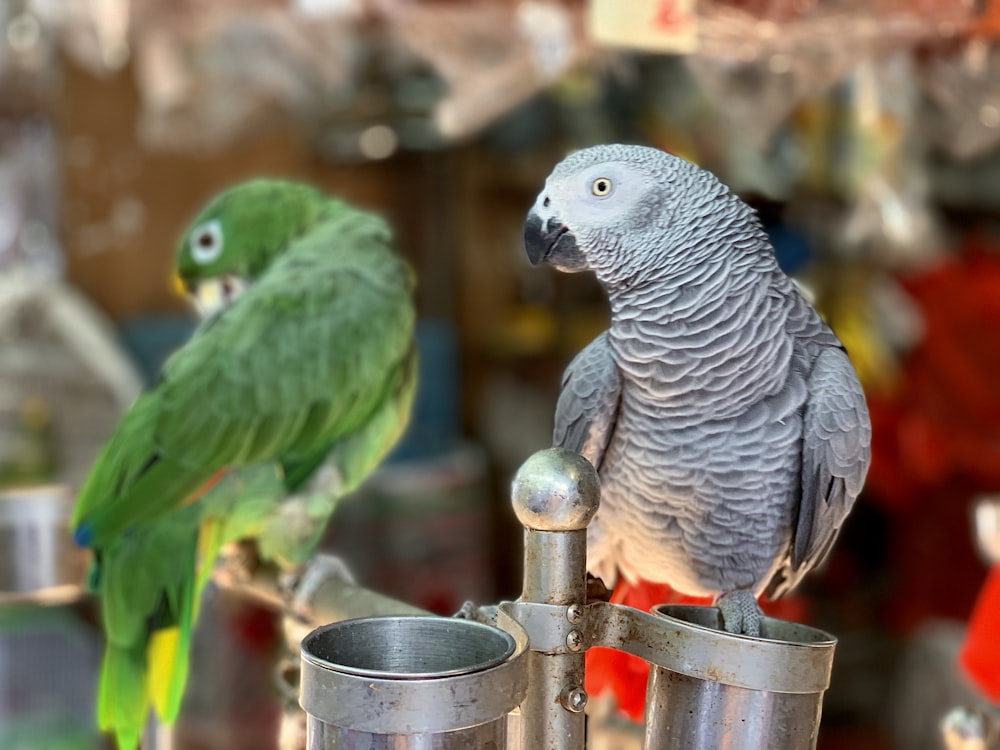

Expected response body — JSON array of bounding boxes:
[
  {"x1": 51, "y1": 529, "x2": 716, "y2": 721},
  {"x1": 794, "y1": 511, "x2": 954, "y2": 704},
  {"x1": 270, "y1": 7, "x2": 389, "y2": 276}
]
[{"x1": 176, "y1": 179, "x2": 333, "y2": 316}]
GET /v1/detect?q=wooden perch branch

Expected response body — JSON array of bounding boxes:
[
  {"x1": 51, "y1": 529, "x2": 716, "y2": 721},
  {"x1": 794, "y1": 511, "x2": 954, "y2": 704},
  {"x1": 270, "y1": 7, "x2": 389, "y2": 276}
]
[{"x1": 211, "y1": 544, "x2": 429, "y2": 647}]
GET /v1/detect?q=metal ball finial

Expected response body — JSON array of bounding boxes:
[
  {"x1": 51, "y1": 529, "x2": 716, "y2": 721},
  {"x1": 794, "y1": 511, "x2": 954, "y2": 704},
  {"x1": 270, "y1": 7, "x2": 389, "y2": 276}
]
[{"x1": 511, "y1": 448, "x2": 600, "y2": 531}]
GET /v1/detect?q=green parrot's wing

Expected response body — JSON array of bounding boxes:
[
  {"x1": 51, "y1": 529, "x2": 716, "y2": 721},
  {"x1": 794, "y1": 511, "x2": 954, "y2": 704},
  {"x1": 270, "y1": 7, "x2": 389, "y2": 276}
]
[
  {"x1": 99, "y1": 379, "x2": 422, "y2": 750},
  {"x1": 73, "y1": 207, "x2": 415, "y2": 548},
  {"x1": 256, "y1": 344, "x2": 418, "y2": 566}
]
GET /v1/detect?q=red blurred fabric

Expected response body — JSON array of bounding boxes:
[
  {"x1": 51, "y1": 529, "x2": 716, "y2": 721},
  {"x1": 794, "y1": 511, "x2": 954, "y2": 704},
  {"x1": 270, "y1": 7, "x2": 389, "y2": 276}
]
[
  {"x1": 584, "y1": 579, "x2": 810, "y2": 721},
  {"x1": 960, "y1": 564, "x2": 1000, "y2": 704},
  {"x1": 867, "y1": 237, "x2": 1000, "y2": 509},
  {"x1": 865, "y1": 236, "x2": 1000, "y2": 632}
]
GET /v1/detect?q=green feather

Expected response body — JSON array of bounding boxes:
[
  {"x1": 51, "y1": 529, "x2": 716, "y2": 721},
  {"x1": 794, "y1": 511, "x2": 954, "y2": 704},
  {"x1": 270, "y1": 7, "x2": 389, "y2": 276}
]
[
  {"x1": 98, "y1": 642, "x2": 148, "y2": 750},
  {"x1": 74, "y1": 179, "x2": 417, "y2": 747}
]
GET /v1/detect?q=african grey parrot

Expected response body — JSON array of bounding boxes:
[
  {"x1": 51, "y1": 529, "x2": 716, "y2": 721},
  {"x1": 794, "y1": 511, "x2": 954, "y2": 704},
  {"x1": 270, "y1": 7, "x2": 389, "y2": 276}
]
[{"x1": 523, "y1": 144, "x2": 871, "y2": 636}]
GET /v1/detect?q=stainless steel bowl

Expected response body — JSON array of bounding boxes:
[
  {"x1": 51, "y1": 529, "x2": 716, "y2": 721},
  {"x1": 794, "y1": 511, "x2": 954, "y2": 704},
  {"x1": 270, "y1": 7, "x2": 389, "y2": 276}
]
[{"x1": 0, "y1": 485, "x2": 89, "y2": 605}]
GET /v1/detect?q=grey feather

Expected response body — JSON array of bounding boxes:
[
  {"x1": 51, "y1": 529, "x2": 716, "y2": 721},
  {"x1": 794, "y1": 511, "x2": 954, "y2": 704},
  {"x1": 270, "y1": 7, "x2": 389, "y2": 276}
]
[
  {"x1": 526, "y1": 144, "x2": 872, "y2": 604},
  {"x1": 774, "y1": 345, "x2": 871, "y2": 596},
  {"x1": 553, "y1": 331, "x2": 622, "y2": 471}
]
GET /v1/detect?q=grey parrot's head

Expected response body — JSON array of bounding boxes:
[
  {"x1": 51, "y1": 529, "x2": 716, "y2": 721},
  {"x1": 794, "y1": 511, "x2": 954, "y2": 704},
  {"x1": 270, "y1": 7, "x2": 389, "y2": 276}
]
[{"x1": 523, "y1": 144, "x2": 748, "y2": 287}]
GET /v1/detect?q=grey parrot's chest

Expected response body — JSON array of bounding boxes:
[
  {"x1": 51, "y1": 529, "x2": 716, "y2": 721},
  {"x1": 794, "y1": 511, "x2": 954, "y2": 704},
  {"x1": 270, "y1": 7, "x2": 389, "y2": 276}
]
[{"x1": 588, "y1": 364, "x2": 807, "y2": 596}]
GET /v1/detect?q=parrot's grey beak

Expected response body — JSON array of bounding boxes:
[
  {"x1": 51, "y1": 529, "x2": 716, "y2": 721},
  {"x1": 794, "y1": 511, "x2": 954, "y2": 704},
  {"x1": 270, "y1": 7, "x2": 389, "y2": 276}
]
[{"x1": 524, "y1": 208, "x2": 576, "y2": 267}]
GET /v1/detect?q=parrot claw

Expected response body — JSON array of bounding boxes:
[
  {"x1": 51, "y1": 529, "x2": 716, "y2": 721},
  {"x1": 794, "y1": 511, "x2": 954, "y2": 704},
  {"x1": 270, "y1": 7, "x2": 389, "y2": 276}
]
[
  {"x1": 715, "y1": 590, "x2": 764, "y2": 638},
  {"x1": 285, "y1": 553, "x2": 356, "y2": 622},
  {"x1": 453, "y1": 601, "x2": 498, "y2": 626}
]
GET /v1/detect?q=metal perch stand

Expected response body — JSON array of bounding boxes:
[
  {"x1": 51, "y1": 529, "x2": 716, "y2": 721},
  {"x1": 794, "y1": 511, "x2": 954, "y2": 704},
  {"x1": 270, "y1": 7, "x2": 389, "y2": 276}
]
[{"x1": 298, "y1": 448, "x2": 839, "y2": 750}]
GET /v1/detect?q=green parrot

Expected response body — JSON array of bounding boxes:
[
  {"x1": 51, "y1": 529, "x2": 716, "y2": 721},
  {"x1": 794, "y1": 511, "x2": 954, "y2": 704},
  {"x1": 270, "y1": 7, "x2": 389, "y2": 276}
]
[{"x1": 71, "y1": 179, "x2": 418, "y2": 749}]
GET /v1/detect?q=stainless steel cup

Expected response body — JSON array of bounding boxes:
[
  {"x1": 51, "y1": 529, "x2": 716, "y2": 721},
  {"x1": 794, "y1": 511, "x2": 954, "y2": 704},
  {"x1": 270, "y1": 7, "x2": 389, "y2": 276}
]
[
  {"x1": 0, "y1": 485, "x2": 88, "y2": 604},
  {"x1": 300, "y1": 615, "x2": 528, "y2": 749},
  {"x1": 644, "y1": 604, "x2": 837, "y2": 750}
]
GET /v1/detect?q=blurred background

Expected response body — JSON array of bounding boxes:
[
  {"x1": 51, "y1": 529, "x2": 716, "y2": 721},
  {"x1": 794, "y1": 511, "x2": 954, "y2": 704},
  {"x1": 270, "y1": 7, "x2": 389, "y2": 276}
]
[{"x1": 2, "y1": 0, "x2": 1000, "y2": 748}]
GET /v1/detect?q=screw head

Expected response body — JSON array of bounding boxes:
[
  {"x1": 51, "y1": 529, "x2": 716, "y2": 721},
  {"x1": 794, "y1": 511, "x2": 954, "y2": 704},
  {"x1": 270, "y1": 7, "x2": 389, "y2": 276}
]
[
  {"x1": 511, "y1": 449, "x2": 600, "y2": 532},
  {"x1": 560, "y1": 686, "x2": 589, "y2": 713},
  {"x1": 565, "y1": 629, "x2": 584, "y2": 652},
  {"x1": 566, "y1": 603, "x2": 584, "y2": 624}
]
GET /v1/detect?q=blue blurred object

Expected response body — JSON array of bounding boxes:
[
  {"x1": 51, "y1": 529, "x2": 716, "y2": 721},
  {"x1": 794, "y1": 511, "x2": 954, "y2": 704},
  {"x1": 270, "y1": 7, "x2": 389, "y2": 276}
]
[
  {"x1": 766, "y1": 223, "x2": 815, "y2": 278},
  {"x1": 118, "y1": 314, "x2": 197, "y2": 385},
  {"x1": 389, "y1": 318, "x2": 461, "y2": 463}
]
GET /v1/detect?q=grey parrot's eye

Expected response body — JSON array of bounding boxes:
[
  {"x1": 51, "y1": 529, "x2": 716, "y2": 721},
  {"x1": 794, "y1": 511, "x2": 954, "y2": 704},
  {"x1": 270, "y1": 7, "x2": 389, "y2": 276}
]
[
  {"x1": 190, "y1": 219, "x2": 224, "y2": 265},
  {"x1": 591, "y1": 177, "x2": 613, "y2": 197}
]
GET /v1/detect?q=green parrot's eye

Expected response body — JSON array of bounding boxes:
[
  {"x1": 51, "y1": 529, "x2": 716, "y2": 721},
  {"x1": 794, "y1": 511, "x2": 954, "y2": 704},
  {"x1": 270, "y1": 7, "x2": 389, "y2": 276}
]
[
  {"x1": 591, "y1": 178, "x2": 613, "y2": 197},
  {"x1": 190, "y1": 220, "x2": 224, "y2": 265}
]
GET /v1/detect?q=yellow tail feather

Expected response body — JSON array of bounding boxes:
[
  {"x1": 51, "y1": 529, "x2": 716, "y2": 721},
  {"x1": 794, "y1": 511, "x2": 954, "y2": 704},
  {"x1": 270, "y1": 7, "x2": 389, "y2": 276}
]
[
  {"x1": 144, "y1": 520, "x2": 221, "y2": 729},
  {"x1": 147, "y1": 626, "x2": 188, "y2": 723}
]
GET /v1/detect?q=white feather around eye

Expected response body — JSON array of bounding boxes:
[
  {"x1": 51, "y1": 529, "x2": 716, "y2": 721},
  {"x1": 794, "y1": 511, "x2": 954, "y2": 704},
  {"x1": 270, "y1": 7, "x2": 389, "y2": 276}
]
[{"x1": 189, "y1": 219, "x2": 224, "y2": 265}]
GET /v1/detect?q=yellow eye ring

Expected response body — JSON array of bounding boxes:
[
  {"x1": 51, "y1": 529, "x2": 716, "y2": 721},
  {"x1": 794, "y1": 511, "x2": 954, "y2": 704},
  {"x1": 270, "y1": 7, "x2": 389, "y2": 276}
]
[{"x1": 591, "y1": 177, "x2": 613, "y2": 197}]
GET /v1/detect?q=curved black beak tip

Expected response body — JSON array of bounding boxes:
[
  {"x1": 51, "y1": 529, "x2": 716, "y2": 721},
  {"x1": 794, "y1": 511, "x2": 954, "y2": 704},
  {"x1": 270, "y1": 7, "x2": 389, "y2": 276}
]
[
  {"x1": 524, "y1": 210, "x2": 572, "y2": 267},
  {"x1": 524, "y1": 210, "x2": 548, "y2": 266}
]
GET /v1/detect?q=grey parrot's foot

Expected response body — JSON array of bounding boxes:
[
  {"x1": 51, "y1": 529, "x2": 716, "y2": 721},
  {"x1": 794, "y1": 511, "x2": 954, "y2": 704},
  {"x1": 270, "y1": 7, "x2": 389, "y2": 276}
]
[
  {"x1": 716, "y1": 590, "x2": 764, "y2": 637},
  {"x1": 453, "y1": 601, "x2": 499, "y2": 626},
  {"x1": 283, "y1": 553, "x2": 356, "y2": 622}
]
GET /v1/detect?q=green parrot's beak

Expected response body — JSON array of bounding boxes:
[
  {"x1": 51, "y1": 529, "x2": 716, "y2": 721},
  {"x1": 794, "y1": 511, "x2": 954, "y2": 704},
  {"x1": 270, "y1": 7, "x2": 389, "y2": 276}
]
[{"x1": 170, "y1": 273, "x2": 191, "y2": 300}]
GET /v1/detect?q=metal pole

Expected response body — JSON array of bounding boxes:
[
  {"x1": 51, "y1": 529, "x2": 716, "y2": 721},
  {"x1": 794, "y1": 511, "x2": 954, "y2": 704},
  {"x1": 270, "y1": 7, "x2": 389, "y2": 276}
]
[{"x1": 510, "y1": 448, "x2": 600, "y2": 750}]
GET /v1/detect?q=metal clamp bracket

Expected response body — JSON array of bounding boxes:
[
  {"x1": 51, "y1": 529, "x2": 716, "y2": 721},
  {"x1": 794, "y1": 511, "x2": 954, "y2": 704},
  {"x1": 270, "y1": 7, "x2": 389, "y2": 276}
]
[
  {"x1": 498, "y1": 600, "x2": 587, "y2": 656},
  {"x1": 584, "y1": 600, "x2": 834, "y2": 694}
]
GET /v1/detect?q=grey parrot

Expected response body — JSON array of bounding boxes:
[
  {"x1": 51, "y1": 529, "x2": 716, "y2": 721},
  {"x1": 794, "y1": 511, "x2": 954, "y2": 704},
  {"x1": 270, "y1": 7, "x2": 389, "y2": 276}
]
[{"x1": 523, "y1": 144, "x2": 872, "y2": 636}]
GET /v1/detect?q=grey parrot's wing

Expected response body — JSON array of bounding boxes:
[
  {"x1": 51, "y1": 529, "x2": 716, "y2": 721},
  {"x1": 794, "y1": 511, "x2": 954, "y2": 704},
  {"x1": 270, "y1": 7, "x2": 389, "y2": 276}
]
[
  {"x1": 776, "y1": 346, "x2": 871, "y2": 596},
  {"x1": 553, "y1": 331, "x2": 622, "y2": 471}
]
